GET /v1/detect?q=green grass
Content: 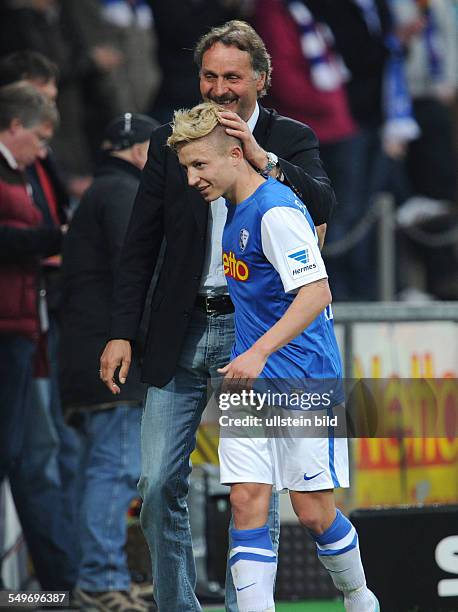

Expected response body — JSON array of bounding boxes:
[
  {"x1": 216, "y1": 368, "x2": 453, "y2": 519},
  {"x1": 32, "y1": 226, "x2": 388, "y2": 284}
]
[{"x1": 207, "y1": 600, "x2": 344, "y2": 611}]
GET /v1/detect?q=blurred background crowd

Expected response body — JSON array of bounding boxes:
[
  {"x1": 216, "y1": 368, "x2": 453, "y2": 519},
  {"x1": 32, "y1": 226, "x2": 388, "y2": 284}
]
[{"x1": 0, "y1": 0, "x2": 457, "y2": 606}]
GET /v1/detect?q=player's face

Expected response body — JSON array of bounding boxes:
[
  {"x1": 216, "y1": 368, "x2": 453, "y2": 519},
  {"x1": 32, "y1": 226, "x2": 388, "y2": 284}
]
[
  {"x1": 178, "y1": 137, "x2": 235, "y2": 202},
  {"x1": 200, "y1": 43, "x2": 265, "y2": 122}
]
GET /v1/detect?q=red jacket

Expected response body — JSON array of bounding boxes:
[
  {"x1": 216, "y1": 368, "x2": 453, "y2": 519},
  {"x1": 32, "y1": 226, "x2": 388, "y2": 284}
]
[
  {"x1": 254, "y1": 0, "x2": 356, "y2": 144},
  {"x1": 0, "y1": 153, "x2": 45, "y2": 339}
]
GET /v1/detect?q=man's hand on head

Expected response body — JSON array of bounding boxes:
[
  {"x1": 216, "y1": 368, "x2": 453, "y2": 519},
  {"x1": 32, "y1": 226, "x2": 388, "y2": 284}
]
[
  {"x1": 217, "y1": 110, "x2": 268, "y2": 172},
  {"x1": 99, "y1": 339, "x2": 132, "y2": 394}
]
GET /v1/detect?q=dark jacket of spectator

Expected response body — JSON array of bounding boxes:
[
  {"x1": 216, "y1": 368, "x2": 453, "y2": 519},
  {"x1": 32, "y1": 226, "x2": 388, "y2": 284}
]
[
  {"x1": 59, "y1": 155, "x2": 145, "y2": 412},
  {"x1": 0, "y1": 151, "x2": 61, "y2": 339},
  {"x1": 307, "y1": 0, "x2": 392, "y2": 128}
]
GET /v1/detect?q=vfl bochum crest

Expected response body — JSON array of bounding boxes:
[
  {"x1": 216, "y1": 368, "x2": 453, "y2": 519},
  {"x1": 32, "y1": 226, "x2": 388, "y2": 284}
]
[{"x1": 239, "y1": 228, "x2": 250, "y2": 253}]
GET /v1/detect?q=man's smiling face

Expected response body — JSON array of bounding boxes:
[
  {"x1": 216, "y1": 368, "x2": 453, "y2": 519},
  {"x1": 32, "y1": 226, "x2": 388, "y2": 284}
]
[{"x1": 200, "y1": 42, "x2": 265, "y2": 122}]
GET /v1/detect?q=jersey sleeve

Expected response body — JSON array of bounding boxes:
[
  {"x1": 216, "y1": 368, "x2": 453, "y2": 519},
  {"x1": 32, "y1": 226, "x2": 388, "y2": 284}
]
[{"x1": 260, "y1": 206, "x2": 328, "y2": 293}]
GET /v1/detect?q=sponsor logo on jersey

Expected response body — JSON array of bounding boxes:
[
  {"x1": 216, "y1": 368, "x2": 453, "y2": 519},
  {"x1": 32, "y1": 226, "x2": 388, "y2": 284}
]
[
  {"x1": 288, "y1": 248, "x2": 309, "y2": 264},
  {"x1": 223, "y1": 250, "x2": 250, "y2": 281},
  {"x1": 285, "y1": 245, "x2": 318, "y2": 278},
  {"x1": 239, "y1": 228, "x2": 250, "y2": 253}
]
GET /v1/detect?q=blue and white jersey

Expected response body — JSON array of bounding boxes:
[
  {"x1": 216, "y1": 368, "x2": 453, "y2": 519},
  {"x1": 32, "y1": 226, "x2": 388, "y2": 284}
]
[{"x1": 222, "y1": 177, "x2": 342, "y2": 381}]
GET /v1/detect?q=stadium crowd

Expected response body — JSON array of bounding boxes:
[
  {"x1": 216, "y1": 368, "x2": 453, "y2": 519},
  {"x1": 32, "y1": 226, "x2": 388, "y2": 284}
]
[{"x1": 0, "y1": 1, "x2": 456, "y2": 611}]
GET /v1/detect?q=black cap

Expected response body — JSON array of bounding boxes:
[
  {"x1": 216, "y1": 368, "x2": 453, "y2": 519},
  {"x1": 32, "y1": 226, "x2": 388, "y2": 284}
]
[{"x1": 102, "y1": 112, "x2": 159, "y2": 151}]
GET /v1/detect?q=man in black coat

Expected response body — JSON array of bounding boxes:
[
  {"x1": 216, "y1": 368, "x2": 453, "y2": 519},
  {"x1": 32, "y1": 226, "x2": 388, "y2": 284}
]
[
  {"x1": 100, "y1": 20, "x2": 337, "y2": 612},
  {"x1": 60, "y1": 113, "x2": 158, "y2": 612}
]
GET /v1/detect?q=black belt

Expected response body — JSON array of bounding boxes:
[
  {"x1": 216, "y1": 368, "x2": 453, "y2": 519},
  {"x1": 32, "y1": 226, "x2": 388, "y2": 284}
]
[{"x1": 195, "y1": 294, "x2": 234, "y2": 315}]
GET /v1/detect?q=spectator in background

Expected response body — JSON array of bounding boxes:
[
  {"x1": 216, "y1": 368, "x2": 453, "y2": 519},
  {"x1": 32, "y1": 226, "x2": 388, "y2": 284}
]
[
  {"x1": 0, "y1": 50, "x2": 79, "y2": 593},
  {"x1": 68, "y1": 0, "x2": 160, "y2": 152},
  {"x1": 149, "y1": 0, "x2": 252, "y2": 123},
  {"x1": 306, "y1": 0, "x2": 421, "y2": 300},
  {"x1": 0, "y1": 0, "x2": 122, "y2": 194},
  {"x1": 59, "y1": 113, "x2": 158, "y2": 612},
  {"x1": 389, "y1": 0, "x2": 457, "y2": 300},
  {"x1": 253, "y1": 0, "x2": 358, "y2": 300},
  {"x1": 0, "y1": 50, "x2": 59, "y2": 101},
  {"x1": 0, "y1": 83, "x2": 66, "y2": 588},
  {"x1": 392, "y1": 0, "x2": 457, "y2": 203},
  {"x1": 98, "y1": 0, "x2": 160, "y2": 113}
]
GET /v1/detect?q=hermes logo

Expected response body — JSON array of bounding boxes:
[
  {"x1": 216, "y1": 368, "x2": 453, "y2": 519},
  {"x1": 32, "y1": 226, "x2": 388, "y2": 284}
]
[{"x1": 223, "y1": 251, "x2": 250, "y2": 281}]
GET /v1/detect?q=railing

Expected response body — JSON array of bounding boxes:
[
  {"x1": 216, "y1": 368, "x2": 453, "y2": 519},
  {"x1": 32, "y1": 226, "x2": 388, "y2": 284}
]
[{"x1": 323, "y1": 192, "x2": 458, "y2": 301}]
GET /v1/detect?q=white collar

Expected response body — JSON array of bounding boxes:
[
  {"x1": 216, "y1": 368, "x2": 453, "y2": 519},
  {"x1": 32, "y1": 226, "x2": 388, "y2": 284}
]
[
  {"x1": 0, "y1": 141, "x2": 18, "y2": 170},
  {"x1": 246, "y1": 102, "x2": 260, "y2": 134}
]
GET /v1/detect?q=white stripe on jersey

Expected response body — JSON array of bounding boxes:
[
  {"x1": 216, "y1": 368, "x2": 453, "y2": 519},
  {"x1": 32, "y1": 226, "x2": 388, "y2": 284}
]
[{"x1": 260, "y1": 206, "x2": 327, "y2": 294}]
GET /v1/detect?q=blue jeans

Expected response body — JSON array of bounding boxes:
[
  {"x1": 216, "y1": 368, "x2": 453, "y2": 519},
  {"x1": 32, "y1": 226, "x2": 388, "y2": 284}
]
[
  {"x1": 9, "y1": 318, "x2": 79, "y2": 590},
  {"x1": 138, "y1": 307, "x2": 280, "y2": 611},
  {"x1": 75, "y1": 405, "x2": 142, "y2": 591},
  {"x1": 9, "y1": 377, "x2": 78, "y2": 589},
  {"x1": 47, "y1": 317, "x2": 80, "y2": 533},
  {"x1": 0, "y1": 335, "x2": 35, "y2": 481}
]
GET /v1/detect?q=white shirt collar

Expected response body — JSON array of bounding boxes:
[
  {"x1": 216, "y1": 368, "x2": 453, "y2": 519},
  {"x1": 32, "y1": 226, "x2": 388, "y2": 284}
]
[
  {"x1": 246, "y1": 102, "x2": 260, "y2": 134},
  {"x1": 0, "y1": 141, "x2": 18, "y2": 170}
]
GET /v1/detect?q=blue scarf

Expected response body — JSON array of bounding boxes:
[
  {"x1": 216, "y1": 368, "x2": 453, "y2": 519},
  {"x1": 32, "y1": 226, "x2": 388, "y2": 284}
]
[
  {"x1": 283, "y1": 0, "x2": 349, "y2": 91},
  {"x1": 354, "y1": 0, "x2": 419, "y2": 140},
  {"x1": 383, "y1": 31, "x2": 420, "y2": 141}
]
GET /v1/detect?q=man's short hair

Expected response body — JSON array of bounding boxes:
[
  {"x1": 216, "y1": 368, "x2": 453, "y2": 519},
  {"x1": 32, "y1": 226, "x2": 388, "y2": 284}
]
[
  {"x1": 167, "y1": 102, "x2": 221, "y2": 151},
  {"x1": 0, "y1": 50, "x2": 59, "y2": 88},
  {"x1": 0, "y1": 82, "x2": 59, "y2": 131},
  {"x1": 194, "y1": 20, "x2": 272, "y2": 97}
]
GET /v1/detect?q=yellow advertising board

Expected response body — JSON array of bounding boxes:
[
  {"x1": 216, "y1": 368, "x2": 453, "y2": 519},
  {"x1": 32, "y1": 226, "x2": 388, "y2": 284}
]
[{"x1": 351, "y1": 322, "x2": 457, "y2": 508}]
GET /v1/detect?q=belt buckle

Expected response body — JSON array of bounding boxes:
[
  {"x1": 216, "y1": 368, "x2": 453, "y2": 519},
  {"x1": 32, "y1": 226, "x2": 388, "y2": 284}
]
[{"x1": 205, "y1": 297, "x2": 216, "y2": 314}]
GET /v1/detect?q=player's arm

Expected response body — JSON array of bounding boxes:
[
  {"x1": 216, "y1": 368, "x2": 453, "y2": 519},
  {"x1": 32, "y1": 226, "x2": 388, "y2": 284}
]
[{"x1": 218, "y1": 279, "x2": 331, "y2": 380}]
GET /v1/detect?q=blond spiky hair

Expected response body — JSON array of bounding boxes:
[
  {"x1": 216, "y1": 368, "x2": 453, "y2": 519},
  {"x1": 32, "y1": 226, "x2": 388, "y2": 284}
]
[{"x1": 167, "y1": 102, "x2": 222, "y2": 151}]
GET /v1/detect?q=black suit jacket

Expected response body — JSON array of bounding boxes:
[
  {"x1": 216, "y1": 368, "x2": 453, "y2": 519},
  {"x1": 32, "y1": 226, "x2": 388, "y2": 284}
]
[{"x1": 110, "y1": 105, "x2": 336, "y2": 386}]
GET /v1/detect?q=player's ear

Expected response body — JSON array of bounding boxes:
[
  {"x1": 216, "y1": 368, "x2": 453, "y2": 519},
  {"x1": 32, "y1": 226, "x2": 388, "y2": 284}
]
[{"x1": 230, "y1": 144, "x2": 243, "y2": 164}]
